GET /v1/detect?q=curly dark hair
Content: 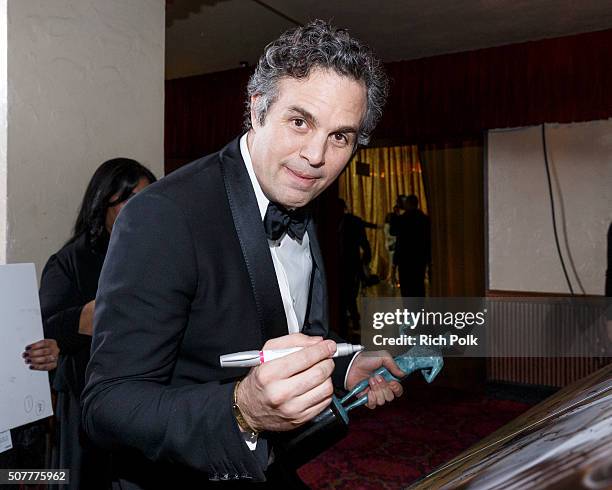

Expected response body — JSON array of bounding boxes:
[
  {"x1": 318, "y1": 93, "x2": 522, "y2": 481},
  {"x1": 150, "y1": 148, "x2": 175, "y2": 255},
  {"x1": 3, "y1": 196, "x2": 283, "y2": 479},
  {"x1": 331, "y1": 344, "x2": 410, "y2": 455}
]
[
  {"x1": 245, "y1": 19, "x2": 388, "y2": 146},
  {"x1": 68, "y1": 158, "x2": 156, "y2": 251}
]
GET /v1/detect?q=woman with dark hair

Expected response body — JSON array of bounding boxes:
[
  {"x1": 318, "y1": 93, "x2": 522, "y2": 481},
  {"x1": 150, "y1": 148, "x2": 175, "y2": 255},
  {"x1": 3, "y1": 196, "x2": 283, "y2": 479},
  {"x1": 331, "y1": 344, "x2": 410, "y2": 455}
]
[{"x1": 39, "y1": 158, "x2": 156, "y2": 489}]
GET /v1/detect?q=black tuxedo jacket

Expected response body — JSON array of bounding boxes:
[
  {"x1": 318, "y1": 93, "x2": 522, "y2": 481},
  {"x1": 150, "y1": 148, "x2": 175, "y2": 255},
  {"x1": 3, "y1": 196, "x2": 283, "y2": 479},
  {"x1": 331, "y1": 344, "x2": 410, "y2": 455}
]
[{"x1": 81, "y1": 137, "x2": 350, "y2": 488}]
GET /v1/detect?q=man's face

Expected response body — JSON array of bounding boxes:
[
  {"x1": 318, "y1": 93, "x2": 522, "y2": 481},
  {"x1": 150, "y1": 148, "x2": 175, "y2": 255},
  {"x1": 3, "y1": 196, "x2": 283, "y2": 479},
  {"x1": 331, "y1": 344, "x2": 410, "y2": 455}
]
[{"x1": 248, "y1": 68, "x2": 367, "y2": 208}]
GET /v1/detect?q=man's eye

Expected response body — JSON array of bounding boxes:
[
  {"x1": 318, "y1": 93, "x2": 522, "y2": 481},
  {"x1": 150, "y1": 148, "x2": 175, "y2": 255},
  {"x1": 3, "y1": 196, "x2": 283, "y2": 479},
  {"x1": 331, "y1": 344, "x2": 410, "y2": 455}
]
[
  {"x1": 293, "y1": 118, "x2": 306, "y2": 128},
  {"x1": 332, "y1": 133, "x2": 348, "y2": 145}
]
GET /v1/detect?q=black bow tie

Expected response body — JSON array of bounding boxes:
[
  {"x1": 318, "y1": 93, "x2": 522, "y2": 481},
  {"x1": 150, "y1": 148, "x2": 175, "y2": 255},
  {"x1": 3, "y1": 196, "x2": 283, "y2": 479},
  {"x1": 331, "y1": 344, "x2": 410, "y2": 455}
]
[{"x1": 263, "y1": 202, "x2": 309, "y2": 241}]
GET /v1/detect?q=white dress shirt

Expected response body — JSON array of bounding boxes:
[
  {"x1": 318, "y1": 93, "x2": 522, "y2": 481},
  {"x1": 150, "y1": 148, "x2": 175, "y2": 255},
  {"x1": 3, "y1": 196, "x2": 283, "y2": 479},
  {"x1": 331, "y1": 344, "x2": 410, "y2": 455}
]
[{"x1": 240, "y1": 133, "x2": 312, "y2": 332}]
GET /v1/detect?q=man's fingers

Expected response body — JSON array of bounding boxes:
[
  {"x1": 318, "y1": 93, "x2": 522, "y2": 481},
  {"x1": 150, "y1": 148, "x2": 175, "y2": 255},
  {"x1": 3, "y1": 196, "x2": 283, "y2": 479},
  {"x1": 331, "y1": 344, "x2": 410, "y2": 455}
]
[
  {"x1": 257, "y1": 357, "x2": 333, "y2": 407},
  {"x1": 355, "y1": 387, "x2": 369, "y2": 399},
  {"x1": 390, "y1": 381, "x2": 403, "y2": 397},
  {"x1": 262, "y1": 333, "x2": 323, "y2": 351},
  {"x1": 283, "y1": 377, "x2": 334, "y2": 417},
  {"x1": 280, "y1": 358, "x2": 335, "y2": 398},
  {"x1": 366, "y1": 375, "x2": 398, "y2": 408},
  {"x1": 366, "y1": 377, "x2": 380, "y2": 408},
  {"x1": 295, "y1": 397, "x2": 334, "y2": 426},
  {"x1": 373, "y1": 376, "x2": 387, "y2": 406},
  {"x1": 263, "y1": 339, "x2": 336, "y2": 378},
  {"x1": 383, "y1": 385, "x2": 395, "y2": 402},
  {"x1": 380, "y1": 355, "x2": 406, "y2": 379}
]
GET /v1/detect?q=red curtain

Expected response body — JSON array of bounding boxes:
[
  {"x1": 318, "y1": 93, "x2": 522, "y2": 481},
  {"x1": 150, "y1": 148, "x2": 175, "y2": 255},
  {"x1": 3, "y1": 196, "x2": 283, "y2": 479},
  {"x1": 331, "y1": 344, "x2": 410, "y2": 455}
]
[
  {"x1": 165, "y1": 67, "x2": 251, "y2": 172},
  {"x1": 165, "y1": 29, "x2": 612, "y2": 172},
  {"x1": 378, "y1": 29, "x2": 612, "y2": 143}
]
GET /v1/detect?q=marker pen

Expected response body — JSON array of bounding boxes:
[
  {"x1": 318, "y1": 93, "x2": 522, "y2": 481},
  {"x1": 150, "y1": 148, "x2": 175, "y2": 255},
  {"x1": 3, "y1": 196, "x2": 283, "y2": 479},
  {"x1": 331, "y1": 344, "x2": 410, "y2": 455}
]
[{"x1": 220, "y1": 343, "x2": 364, "y2": 368}]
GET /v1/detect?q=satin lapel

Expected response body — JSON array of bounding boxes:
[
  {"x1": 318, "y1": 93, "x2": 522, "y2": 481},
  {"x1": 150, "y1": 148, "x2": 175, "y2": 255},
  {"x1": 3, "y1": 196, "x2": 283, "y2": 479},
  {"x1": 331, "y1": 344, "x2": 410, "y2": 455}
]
[
  {"x1": 219, "y1": 138, "x2": 288, "y2": 342},
  {"x1": 304, "y1": 219, "x2": 329, "y2": 337}
]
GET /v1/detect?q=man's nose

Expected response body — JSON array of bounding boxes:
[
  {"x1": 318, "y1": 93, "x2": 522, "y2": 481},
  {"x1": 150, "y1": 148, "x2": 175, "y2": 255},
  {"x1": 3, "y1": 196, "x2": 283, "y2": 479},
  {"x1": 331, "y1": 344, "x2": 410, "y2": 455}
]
[{"x1": 299, "y1": 132, "x2": 327, "y2": 167}]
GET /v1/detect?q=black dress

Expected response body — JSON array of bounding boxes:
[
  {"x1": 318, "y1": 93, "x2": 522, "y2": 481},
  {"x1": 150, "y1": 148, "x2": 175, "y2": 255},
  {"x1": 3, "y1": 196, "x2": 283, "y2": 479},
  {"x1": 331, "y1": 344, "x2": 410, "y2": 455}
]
[{"x1": 40, "y1": 233, "x2": 109, "y2": 490}]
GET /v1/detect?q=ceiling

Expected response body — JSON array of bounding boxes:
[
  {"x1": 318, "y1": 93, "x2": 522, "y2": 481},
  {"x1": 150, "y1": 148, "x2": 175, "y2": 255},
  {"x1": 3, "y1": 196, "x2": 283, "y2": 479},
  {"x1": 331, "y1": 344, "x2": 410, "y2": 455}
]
[{"x1": 165, "y1": 0, "x2": 612, "y2": 79}]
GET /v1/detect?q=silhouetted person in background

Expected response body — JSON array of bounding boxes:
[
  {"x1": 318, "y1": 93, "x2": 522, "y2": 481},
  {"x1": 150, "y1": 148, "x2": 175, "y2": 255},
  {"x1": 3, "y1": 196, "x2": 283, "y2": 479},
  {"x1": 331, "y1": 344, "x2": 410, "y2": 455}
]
[
  {"x1": 391, "y1": 194, "x2": 431, "y2": 297},
  {"x1": 384, "y1": 204, "x2": 402, "y2": 286},
  {"x1": 338, "y1": 198, "x2": 375, "y2": 338}
]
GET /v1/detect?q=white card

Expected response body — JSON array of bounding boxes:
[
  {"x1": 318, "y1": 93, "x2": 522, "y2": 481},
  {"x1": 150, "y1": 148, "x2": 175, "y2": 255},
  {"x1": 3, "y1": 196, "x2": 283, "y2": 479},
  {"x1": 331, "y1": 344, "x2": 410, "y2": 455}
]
[
  {"x1": 0, "y1": 264, "x2": 54, "y2": 432},
  {"x1": 0, "y1": 429, "x2": 13, "y2": 453}
]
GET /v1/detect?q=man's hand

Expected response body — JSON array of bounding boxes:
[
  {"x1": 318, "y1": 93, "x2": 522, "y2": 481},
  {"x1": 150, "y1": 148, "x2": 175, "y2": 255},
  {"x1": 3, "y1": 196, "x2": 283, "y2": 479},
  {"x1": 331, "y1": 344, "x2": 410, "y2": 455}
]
[
  {"x1": 23, "y1": 339, "x2": 60, "y2": 371},
  {"x1": 236, "y1": 333, "x2": 336, "y2": 432},
  {"x1": 346, "y1": 351, "x2": 404, "y2": 409}
]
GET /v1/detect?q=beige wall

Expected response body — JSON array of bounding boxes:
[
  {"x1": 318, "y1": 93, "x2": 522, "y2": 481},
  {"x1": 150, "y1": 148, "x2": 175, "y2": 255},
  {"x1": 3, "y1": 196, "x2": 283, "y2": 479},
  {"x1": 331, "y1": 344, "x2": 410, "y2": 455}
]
[
  {"x1": 2, "y1": 0, "x2": 164, "y2": 277},
  {"x1": 487, "y1": 120, "x2": 612, "y2": 295}
]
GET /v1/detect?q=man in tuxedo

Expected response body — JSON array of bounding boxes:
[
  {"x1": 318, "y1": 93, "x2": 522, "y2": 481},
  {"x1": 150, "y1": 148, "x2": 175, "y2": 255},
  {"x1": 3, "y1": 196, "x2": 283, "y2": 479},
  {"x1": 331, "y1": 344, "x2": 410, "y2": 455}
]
[{"x1": 82, "y1": 20, "x2": 404, "y2": 488}]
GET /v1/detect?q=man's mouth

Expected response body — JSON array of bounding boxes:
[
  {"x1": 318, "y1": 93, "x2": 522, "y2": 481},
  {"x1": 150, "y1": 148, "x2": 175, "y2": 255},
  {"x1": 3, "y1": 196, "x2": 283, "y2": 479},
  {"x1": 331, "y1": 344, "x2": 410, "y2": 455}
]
[{"x1": 284, "y1": 166, "x2": 320, "y2": 185}]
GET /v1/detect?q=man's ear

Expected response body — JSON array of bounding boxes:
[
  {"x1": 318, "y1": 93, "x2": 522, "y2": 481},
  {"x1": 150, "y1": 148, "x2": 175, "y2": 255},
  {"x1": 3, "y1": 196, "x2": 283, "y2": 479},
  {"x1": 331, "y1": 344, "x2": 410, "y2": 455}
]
[{"x1": 250, "y1": 95, "x2": 260, "y2": 130}]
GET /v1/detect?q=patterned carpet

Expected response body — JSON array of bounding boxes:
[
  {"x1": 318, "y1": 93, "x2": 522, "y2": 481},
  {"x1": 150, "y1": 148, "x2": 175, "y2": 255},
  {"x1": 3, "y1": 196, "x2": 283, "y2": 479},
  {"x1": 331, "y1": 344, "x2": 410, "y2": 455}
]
[{"x1": 298, "y1": 387, "x2": 533, "y2": 489}]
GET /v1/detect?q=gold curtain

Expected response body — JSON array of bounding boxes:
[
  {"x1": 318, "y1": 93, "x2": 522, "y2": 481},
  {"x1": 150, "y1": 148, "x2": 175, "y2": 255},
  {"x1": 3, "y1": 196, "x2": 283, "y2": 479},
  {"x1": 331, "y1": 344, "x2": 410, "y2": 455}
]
[
  {"x1": 338, "y1": 145, "x2": 427, "y2": 281},
  {"x1": 418, "y1": 141, "x2": 487, "y2": 392},
  {"x1": 419, "y1": 142, "x2": 484, "y2": 297}
]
